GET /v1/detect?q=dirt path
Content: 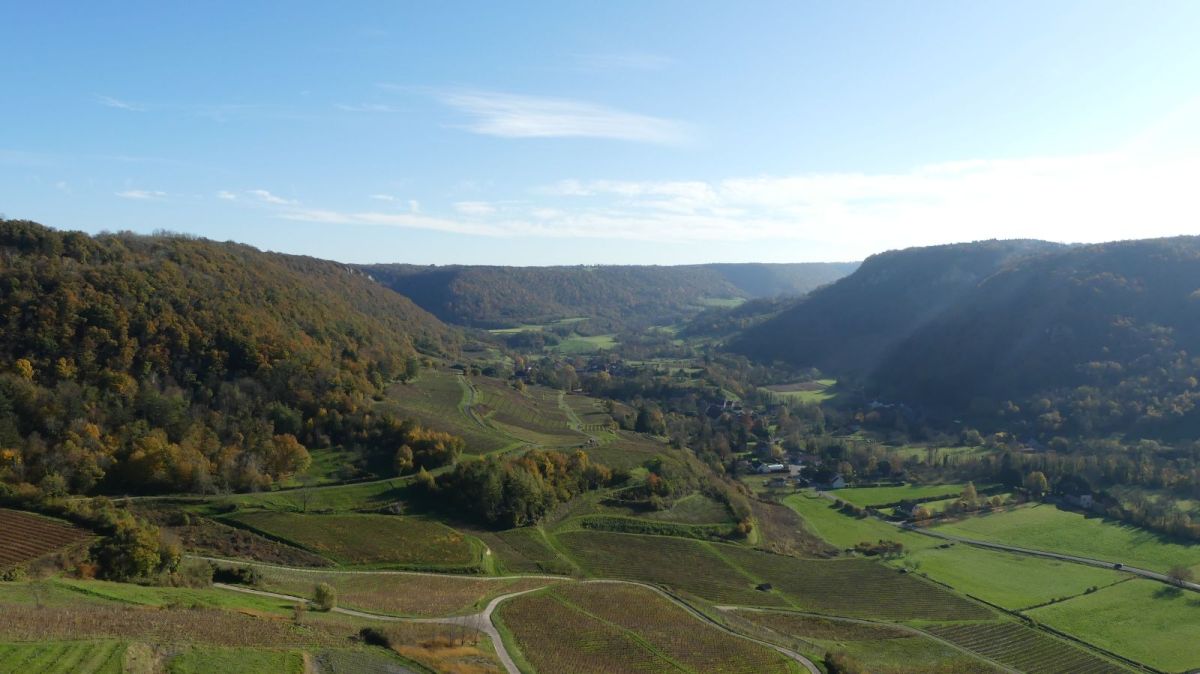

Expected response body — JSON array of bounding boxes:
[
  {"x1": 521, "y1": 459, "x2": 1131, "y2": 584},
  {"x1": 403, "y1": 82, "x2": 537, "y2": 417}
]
[{"x1": 186, "y1": 553, "x2": 566, "y2": 582}]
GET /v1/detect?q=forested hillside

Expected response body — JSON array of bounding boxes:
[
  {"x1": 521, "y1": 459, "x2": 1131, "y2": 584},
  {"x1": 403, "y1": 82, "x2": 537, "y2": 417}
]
[
  {"x1": 0, "y1": 220, "x2": 458, "y2": 495},
  {"x1": 732, "y1": 236, "x2": 1200, "y2": 439},
  {"x1": 871, "y1": 237, "x2": 1200, "y2": 436},
  {"x1": 359, "y1": 262, "x2": 857, "y2": 329},
  {"x1": 729, "y1": 240, "x2": 1060, "y2": 373}
]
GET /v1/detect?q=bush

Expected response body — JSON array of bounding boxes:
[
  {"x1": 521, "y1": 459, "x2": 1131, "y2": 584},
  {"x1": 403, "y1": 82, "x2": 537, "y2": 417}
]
[
  {"x1": 314, "y1": 582, "x2": 337, "y2": 611},
  {"x1": 213, "y1": 565, "x2": 260, "y2": 586}
]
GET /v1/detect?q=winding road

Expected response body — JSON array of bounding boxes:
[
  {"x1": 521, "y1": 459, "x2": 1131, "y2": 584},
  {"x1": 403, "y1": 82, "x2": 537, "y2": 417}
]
[{"x1": 206, "y1": 560, "x2": 820, "y2": 674}]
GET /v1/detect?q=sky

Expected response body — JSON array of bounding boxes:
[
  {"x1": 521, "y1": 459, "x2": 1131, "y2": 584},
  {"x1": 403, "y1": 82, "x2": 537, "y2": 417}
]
[{"x1": 3, "y1": 1, "x2": 1200, "y2": 265}]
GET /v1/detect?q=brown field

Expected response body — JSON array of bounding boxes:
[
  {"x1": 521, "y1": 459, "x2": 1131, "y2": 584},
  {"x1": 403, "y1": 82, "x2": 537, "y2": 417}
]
[
  {"x1": 498, "y1": 585, "x2": 798, "y2": 674},
  {"x1": 166, "y1": 519, "x2": 333, "y2": 567},
  {"x1": 0, "y1": 509, "x2": 91, "y2": 570},
  {"x1": 253, "y1": 567, "x2": 561, "y2": 617}
]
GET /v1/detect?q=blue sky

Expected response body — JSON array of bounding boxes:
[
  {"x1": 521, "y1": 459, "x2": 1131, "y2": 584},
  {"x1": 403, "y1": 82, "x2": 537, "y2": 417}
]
[{"x1": 3, "y1": 1, "x2": 1199, "y2": 264}]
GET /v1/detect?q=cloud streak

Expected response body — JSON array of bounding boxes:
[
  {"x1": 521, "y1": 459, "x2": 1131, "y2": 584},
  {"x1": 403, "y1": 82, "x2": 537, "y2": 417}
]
[
  {"x1": 247, "y1": 189, "x2": 297, "y2": 205},
  {"x1": 115, "y1": 189, "x2": 166, "y2": 200},
  {"x1": 96, "y1": 95, "x2": 144, "y2": 111},
  {"x1": 436, "y1": 89, "x2": 689, "y2": 144},
  {"x1": 257, "y1": 146, "x2": 1200, "y2": 260}
]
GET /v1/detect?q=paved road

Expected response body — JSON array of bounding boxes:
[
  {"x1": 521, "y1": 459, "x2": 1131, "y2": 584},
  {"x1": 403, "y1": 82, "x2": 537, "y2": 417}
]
[{"x1": 212, "y1": 571, "x2": 820, "y2": 674}]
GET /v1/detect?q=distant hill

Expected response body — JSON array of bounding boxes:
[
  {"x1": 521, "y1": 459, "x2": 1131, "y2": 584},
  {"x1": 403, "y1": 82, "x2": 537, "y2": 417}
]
[
  {"x1": 0, "y1": 220, "x2": 458, "y2": 494},
  {"x1": 732, "y1": 236, "x2": 1200, "y2": 437},
  {"x1": 358, "y1": 262, "x2": 858, "y2": 329},
  {"x1": 728, "y1": 240, "x2": 1061, "y2": 374}
]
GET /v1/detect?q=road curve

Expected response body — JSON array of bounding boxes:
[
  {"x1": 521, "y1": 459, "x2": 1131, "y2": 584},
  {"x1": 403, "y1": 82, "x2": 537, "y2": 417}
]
[{"x1": 212, "y1": 574, "x2": 820, "y2": 674}]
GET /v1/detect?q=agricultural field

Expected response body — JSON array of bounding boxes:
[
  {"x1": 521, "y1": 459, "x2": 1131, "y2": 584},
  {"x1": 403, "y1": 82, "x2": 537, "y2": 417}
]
[
  {"x1": 550, "y1": 333, "x2": 617, "y2": 354},
  {"x1": 224, "y1": 512, "x2": 484, "y2": 570},
  {"x1": 644, "y1": 493, "x2": 733, "y2": 525},
  {"x1": 762, "y1": 379, "x2": 837, "y2": 404},
  {"x1": 932, "y1": 504, "x2": 1200, "y2": 574},
  {"x1": 781, "y1": 493, "x2": 939, "y2": 551},
  {"x1": 203, "y1": 477, "x2": 414, "y2": 514},
  {"x1": 249, "y1": 565, "x2": 561, "y2": 617},
  {"x1": 926, "y1": 621, "x2": 1133, "y2": 674},
  {"x1": 897, "y1": 542, "x2": 1124, "y2": 610},
  {"x1": 563, "y1": 394, "x2": 619, "y2": 434},
  {"x1": 497, "y1": 583, "x2": 800, "y2": 674},
  {"x1": 727, "y1": 610, "x2": 1000, "y2": 674},
  {"x1": 579, "y1": 432, "x2": 669, "y2": 470},
  {"x1": 1027, "y1": 579, "x2": 1200, "y2": 672},
  {"x1": 0, "y1": 640, "x2": 124, "y2": 674},
  {"x1": 473, "y1": 378, "x2": 587, "y2": 447},
  {"x1": 717, "y1": 546, "x2": 994, "y2": 621},
  {"x1": 0, "y1": 509, "x2": 91, "y2": 571},
  {"x1": 478, "y1": 527, "x2": 576, "y2": 575},
  {"x1": 164, "y1": 646, "x2": 307, "y2": 674},
  {"x1": 835, "y1": 483, "x2": 971, "y2": 508},
  {"x1": 556, "y1": 531, "x2": 783, "y2": 606},
  {"x1": 383, "y1": 369, "x2": 513, "y2": 454}
]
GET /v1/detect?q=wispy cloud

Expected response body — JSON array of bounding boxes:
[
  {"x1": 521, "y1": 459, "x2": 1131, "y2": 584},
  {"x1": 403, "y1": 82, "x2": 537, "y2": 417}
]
[
  {"x1": 453, "y1": 201, "x2": 496, "y2": 216},
  {"x1": 259, "y1": 146, "x2": 1200, "y2": 258},
  {"x1": 246, "y1": 189, "x2": 297, "y2": 205},
  {"x1": 369, "y1": 194, "x2": 396, "y2": 202},
  {"x1": 436, "y1": 89, "x2": 690, "y2": 144},
  {"x1": 96, "y1": 95, "x2": 145, "y2": 111},
  {"x1": 216, "y1": 190, "x2": 238, "y2": 200},
  {"x1": 115, "y1": 189, "x2": 166, "y2": 200}
]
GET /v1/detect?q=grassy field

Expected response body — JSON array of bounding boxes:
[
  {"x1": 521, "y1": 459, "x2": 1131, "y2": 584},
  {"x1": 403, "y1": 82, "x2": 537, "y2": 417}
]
[
  {"x1": 225, "y1": 512, "x2": 484, "y2": 570},
  {"x1": 835, "y1": 483, "x2": 970, "y2": 507},
  {"x1": 1027, "y1": 579, "x2": 1200, "y2": 672},
  {"x1": 728, "y1": 610, "x2": 1000, "y2": 674},
  {"x1": 762, "y1": 379, "x2": 837, "y2": 404},
  {"x1": 556, "y1": 531, "x2": 783, "y2": 606},
  {"x1": 0, "y1": 509, "x2": 91, "y2": 570},
  {"x1": 383, "y1": 369, "x2": 513, "y2": 454},
  {"x1": 933, "y1": 504, "x2": 1200, "y2": 574},
  {"x1": 579, "y1": 432, "x2": 668, "y2": 471},
  {"x1": 644, "y1": 493, "x2": 733, "y2": 525},
  {"x1": 0, "y1": 640, "x2": 124, "y2": 674},
  {"x1": 898, "y1": 542, "x2": 1125, "y2": 610},
  {"x1": 497, "y1": 583, "x2": 800, "y2": 674},
  {"x1": 550, "y1": 334, "x2": 617, "y2": 354},
  {"x1": 781, "y1": 493, "x2": 939, "y2": 551},
  {"x1": 926, "y1": 621, "x2": 1132, "y2": 674},
  {"x1": 718, "y1": 546, "x2": 994, "y2": 621},
  {"x1": 250, "y1": 565, "x2": 560, "y2": 617}
]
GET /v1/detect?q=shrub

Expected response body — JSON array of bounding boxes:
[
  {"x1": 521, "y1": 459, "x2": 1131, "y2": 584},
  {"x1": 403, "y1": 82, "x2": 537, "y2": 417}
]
[{"x1": 314, "y1": 582, "x2": 337, "y2": 611}]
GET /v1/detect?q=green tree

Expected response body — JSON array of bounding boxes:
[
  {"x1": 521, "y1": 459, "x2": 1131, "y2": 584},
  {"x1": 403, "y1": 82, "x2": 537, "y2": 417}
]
[
  {"x1": 961, "y1": 481, "x2": 978, "y2": 505},
  {"x1": 91, "y1": 520, "x2": 162, "y2": 581},
  {"x1": 1023, "y1": 471, "x2": 1049, "y2": 498},
  {"x1": 313, "y1": 582, "x2": 337, "y2": 611}
]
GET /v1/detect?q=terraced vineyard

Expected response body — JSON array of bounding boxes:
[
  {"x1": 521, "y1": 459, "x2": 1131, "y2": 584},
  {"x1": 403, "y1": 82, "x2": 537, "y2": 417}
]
[
  {"x1": 484, "y1": 527, "x2": 574, "y2": 574},
  {"x1": 729, "y1": 610, "x2": 1001, "y2": 674},
  {"x1": 251, "y1": 566, "x2": 559, "y2": 617},
  {"x1": 498, "y1": 584, "x2": 800, "y2": 674},
  {"x1": 0, "y1": 509, "x2": 91, "y2": 570},
  {"x1": 718, "y1": 547, "x2": 995, "y2": 621},
  {"x1": 927, "y1": 622, "x2": 1133, "y2": 674},
  {"x1": 225, "y1": 512, "x2": 483, "y2": 570},
  {"x1": 557, "y1": 531, "x2": 785, "y2": 606},
  {"x1": 474, "y1": 379, "x2": 586, "y2": 447},
  {"x1": 384, "y1": 369, "x2": 511, "y2": 454},
  {"x1": 0, "y1": 640, "x2": 124, "y2": 674},
  {"x1": 563, "y1": 394, "x2": 618, "y2": 433}
]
